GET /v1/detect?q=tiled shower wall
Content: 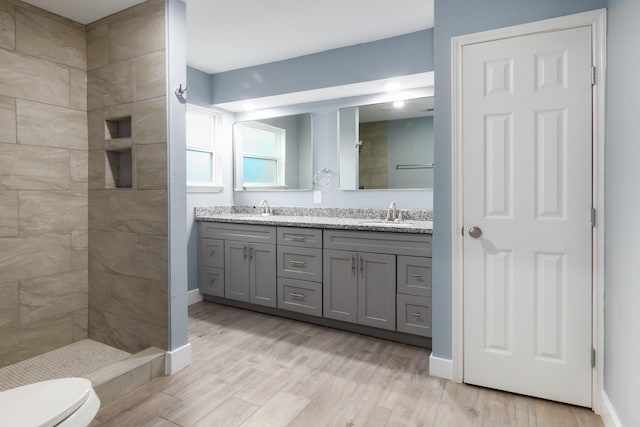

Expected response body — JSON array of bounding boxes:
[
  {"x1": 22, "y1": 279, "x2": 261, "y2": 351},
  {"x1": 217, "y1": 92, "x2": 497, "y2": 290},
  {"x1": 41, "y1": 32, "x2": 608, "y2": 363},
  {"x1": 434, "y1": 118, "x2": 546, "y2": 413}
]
[
  {"x1": 0, "y1": 0, "x2": 89, "y2": 367},
  {"x1": 86, "y1": 0, "x2": 169, "y2": 352}
]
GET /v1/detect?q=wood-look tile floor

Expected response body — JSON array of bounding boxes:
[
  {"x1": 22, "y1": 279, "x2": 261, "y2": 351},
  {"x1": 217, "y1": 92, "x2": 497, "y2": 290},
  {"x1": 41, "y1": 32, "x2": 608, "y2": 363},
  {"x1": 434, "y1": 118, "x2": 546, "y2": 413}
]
[{"x1": 91, "y1": 302, "x2": 603, "y2": 427}]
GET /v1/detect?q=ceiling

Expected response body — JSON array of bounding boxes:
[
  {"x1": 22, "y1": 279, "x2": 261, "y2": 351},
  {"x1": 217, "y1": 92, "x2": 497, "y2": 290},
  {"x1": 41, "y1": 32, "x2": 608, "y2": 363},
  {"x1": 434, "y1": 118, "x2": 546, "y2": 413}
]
[
  {"x1": 21, "y1": 0, "x2": 147, "y2": 25},
  {"x1": 187, "y1": 0, "x2": 434, "y2": 74},
  {"x1": 21, "y1": 0, "x2": 434, "y2": 77}
]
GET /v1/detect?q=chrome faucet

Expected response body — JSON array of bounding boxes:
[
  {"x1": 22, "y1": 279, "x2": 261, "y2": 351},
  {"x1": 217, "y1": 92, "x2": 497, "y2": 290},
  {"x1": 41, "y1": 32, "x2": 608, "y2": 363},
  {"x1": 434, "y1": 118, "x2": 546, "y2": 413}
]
[
  {"x1": 259, "y1": 200, "x2": 271, "y2": 216},
  {"x1": 387, "y1": 202, "x2": 399, "y2": 221}
]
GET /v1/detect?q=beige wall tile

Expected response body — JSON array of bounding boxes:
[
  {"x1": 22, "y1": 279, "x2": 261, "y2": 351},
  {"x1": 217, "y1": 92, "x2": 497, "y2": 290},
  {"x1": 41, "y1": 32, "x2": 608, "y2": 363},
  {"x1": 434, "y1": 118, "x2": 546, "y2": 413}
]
[
  {"x1": 0, "y1": 190, "x2": 18, "y2": 237},
  {"x1": 73, "y1": 307, "x2": 88, "y2": 341},
  {"x1": 70, "y1": 150, "x2": 88, "y2": 191},
  {"x1": 0, "y1": 96, "x2": 16, "y2": 144},
  {"x1": 0, "y1": 49, "x2": 69, "y2": 107},
  {"x1": 15, "y1": 8, "x2": 86, "y2": 70},
  {"x1": 70, "y1": 68, "x2": 87, "y2": 111},
  {"x1": 135, "y1": 144, "x2": 167, "y2": 190},
  {"x1": 17, "y1": 100, "x2": 87, "y2": 150},
  {"x1": 0, "y1": 143, "x2": 70, "y2": 190},
  {"x1": 88, "y1": 150, "x2": 105, "y2": 190},
  {"x1": 0, "y1": 316, "x2": 72, "y2": 367},
  {"x1": 133, "y1": 97, "x2": 166, "y2": 144},
  {"x1": 0, "y1": 233, "x2": 71, "y2": 283},
  {"x1": 134, "y1": 234, "x2": 167, "y2": 281},
  {"x1": 71, "y1": 229, "x2": 88, "y2": 271},
  {"x1": 19, "y1": 191, "x2": 87, "y2": 234},
  {"x1": 88, "y1": 269, "x2": 111, "y2": 311},
  {"x1": 89, "y1": 308, "x2": 167, "y2": 353},
  {"x1": 135, "y1": 51, "x2": 165, "y2": 101},
  {"x1": 88, "y1": 189, "x2": 109, "y2": 230},
  {"x1": 108, "y1": 11, "x2": 164, "y2": 63},
  {"x1": 107, "y1": 274, "x2": 167, "y2": 326},
  {"x1": 0, "y1": 2, "x2": 15, "y2": 51},
  {"x1": 87, "y1": 60, "x2": 135, "y2": 110},
  {"x1": 88, "y1": 109, "x2": 106, "y2": 150},
  {"x1": 0, "y1": 281, "x2": 18, "y2": 330},
  {"x1": 19, "y1": 270, "x2": 88, "y2": 325},
  {"x1": 108, "y1": 190, "x2": 167, "y2": 235},
  {"x1": 86, "y1": 24, "x2": 108, "y2": 71}
]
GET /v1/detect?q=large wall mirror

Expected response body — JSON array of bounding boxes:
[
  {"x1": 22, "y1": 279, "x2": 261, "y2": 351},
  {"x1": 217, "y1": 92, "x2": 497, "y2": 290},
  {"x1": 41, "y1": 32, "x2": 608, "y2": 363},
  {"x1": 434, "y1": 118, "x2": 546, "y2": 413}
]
[
  {"x1": 338, "y1": 97, "x2": 434, "y2": 190},
  {"x1": 234, "y1": 113, "x2": 313, "y2": 191}
]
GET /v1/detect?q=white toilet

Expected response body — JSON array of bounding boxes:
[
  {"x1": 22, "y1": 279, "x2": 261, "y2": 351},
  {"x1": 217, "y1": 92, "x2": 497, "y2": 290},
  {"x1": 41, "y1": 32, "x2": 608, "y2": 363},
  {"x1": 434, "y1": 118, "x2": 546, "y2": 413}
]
[{"x1": 0, "y1": 378, "x2": 100, "y2": 426}]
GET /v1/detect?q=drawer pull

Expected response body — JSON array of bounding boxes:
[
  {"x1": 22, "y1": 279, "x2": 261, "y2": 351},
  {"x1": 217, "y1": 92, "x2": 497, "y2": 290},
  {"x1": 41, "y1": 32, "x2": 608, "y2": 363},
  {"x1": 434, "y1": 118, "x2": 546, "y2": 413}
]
[
  {"x1": 412, "y1": 312, "x2": 422, "y2": 318},
  {"x1": 412, "y1": 274, "x2": 422, "y2": 278},
  {"x1": 289, "y1": 260, "x2": 306, "y2": 267},
  {"x1": 208, "y1": 249, "x2": 215, "y2": 256},
  {"x1": 289, "y1": 236, "x2": 306, "y2": 242},
  {"x1": 290, "y1": 292, "x2": 306, "y2": 300}
]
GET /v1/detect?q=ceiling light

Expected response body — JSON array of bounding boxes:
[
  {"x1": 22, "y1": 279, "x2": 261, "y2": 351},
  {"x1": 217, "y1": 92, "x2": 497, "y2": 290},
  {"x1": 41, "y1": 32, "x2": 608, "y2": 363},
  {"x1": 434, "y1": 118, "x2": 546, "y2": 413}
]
[{"x1": 393, "y1": 101, "x2": 405, "y2": 109}]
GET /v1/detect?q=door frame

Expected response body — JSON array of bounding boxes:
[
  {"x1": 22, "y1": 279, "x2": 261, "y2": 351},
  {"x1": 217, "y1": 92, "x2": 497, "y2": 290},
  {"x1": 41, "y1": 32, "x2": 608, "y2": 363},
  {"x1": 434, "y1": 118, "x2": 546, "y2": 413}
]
[{"x1": 451, "y1": 9, "x2": 607, "y2": 411}]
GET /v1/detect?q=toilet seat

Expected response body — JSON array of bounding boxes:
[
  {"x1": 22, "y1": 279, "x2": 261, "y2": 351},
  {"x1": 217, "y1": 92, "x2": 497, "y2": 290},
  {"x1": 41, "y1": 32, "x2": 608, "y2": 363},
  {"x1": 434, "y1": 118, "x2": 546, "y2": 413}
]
[{"x1": 0, "y1": 378, "x2": 100, "y2": 427}]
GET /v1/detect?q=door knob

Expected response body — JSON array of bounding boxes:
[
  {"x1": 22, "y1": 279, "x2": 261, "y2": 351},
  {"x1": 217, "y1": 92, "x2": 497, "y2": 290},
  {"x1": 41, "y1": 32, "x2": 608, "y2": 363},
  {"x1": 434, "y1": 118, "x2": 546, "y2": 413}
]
[{"x1": 468, "y1": 226, "x2": 482, "y2": 239}]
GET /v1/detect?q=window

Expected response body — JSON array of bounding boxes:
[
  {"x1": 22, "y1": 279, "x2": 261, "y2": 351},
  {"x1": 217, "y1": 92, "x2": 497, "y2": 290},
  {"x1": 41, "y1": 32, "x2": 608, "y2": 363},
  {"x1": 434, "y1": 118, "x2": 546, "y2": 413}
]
[
  {"x1": 186, "y1": 105, "x2": 220, "y2": 191},
  {"x1": 235, "y1": 121, "x2": 286, "y2": 189}
]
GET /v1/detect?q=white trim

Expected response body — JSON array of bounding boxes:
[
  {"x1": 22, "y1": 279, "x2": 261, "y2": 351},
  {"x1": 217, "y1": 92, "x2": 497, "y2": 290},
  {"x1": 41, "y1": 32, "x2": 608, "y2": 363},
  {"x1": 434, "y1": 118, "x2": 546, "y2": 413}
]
[
  {"x1": 165, "y1": 342, "x2": 192, "y2": 375},
  {"x1": 187, "y1": 184, "x2": 224, "y2": 193},
  {"x1": 429, "y1": 354, "x2": 454, "y2": 381},
  {"x1": 600, "y1": 391, "x2": 623, "y2": 427},
  {"x1": 451, "y1": 8, "x2": 607, "y2": 405},
  {"x1": 187, "y1": 288, "x2": 203, "y2": 305}
]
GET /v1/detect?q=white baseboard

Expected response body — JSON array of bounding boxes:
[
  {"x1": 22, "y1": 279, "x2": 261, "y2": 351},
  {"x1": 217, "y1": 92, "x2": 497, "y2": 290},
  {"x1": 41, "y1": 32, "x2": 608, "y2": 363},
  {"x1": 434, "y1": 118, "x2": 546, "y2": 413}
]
[
  {"x1": 187, "y1": 288, "x2": 203, "y2": 306},
  {"x1": 165, "y1": 343, "x2": 192, "y2": 375},
  {"x1": 429, "y1": 354, "x2": 454, "y2": 381},
  {"x1": 600, "y1": 390, "x2": 623, "y2": 427}
]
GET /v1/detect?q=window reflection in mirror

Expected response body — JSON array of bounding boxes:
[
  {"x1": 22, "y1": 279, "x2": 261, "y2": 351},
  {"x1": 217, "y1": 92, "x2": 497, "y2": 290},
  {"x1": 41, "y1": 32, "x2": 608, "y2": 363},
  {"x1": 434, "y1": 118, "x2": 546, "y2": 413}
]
[
  {"x1": 234, "y1": 113, "x2": 313, "y2": 191},
  {"x1": 338, "y1": 97, "x2": 434, "y2": 190}
]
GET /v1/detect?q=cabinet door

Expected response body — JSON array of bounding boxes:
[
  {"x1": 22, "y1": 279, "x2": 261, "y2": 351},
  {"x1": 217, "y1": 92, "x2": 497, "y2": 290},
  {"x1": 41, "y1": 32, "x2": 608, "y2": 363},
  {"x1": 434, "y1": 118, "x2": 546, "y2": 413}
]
[
  {"x1": 249, "y1": 243, "x2": 276, "y2": 307},
  {"x1": 225, "y1": 241, "x2": 250, "y2": 302},
  {"x1": 323, "y1": 249, "x2": 357, "y2": 323},
  {"x1": 199, "y1": 266, "x2": 224, "y2": 297},
  {"x1": 357, "y1": 252, "x2": 396, "y2": 331}
]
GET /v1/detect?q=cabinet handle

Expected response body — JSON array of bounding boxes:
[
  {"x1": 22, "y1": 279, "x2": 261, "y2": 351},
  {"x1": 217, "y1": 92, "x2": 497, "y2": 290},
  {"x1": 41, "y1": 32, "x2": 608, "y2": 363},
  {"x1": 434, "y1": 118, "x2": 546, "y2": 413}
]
[
  {"x1": 289, "y1": 260, "x2": 306, "y2": 267},
  {"x1": 359, "y1": 256, "x2": 364, "y2": 277},
  {"x1": 209, "y1": 249, "x2": 215, "y2": 256},
  {"x1": 289, "y1": 235, "x2": 306, "y2": 242},
  {"x1": 290, "y1": 292, "x2": 305, "y2": 300},
  {"x1": 249, "y1": 246, "x2": 254, "y2": 260},
  {"x1": 412, "y1": 312, "x2": 422, "y2": 318},
  {"x1": 243, "y1": 245, "x2": 248, "y2": 259},
  {"x1": 351, "y1": 255, "x2": 356, "y2": 274}
]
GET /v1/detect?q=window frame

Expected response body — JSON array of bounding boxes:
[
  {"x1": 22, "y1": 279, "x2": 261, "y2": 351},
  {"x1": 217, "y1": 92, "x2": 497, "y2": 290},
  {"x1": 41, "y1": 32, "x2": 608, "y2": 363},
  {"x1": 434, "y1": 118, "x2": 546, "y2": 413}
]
[
  {"x1": 234, "y1": 120, "x2": 287, "y2": 190},
  {"x1": 186, "y1": 105, "x2": 222, "y2": 192}
]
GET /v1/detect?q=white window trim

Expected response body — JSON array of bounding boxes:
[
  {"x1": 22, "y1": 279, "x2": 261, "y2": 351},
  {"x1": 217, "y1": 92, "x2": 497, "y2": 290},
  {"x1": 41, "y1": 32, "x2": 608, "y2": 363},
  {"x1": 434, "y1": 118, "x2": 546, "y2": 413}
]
[
  {"x1": 234, "y1": 120, "x2": 286, "y2": 189},
  {"x1": 186, "y1": 105, "x2": 222, "y2": 191}
]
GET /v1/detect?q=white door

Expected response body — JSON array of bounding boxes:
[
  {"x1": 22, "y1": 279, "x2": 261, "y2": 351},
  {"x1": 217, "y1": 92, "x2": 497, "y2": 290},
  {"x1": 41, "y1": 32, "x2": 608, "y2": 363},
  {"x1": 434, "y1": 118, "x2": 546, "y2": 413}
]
[{"x1": 462, "y1": 26, "x2": 593, "y2": 406}]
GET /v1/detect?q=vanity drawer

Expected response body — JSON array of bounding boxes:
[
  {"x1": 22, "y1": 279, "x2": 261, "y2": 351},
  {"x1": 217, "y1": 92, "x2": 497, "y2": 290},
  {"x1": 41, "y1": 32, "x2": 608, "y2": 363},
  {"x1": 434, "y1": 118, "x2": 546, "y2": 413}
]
[
  {"x1": 396, "y1": 294, "x2": 431, "y2": 337},
  {"x1": 277, "y1": 278, "x2": 322, "y2": 317},
  {"x1": 200, "y1": 238, "x2": 224, "y2": 268},
  {"x1": 199, "y1": 266, "x2": 224, "y2": 297},
  {"x1": 200, "y1": 222, "x2": 276, "y2": 244},
  {"x1": 277, "y1": 227, "x2": 322, "y2": 248},
  {"x1": 277, "y1": 246, "x2": 322, "y2": 282},
  {"x1": 323, "y1": 229, "x2": 431, "y2": 257},
  {"x1": 397, "y1": 256, "x2": 432, "y2": 297}
]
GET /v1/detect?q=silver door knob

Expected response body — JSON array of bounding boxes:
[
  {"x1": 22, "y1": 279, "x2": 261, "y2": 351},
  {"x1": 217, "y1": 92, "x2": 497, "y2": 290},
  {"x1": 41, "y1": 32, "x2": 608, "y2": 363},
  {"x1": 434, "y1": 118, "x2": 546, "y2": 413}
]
[{"x1": 468, "y1": 226, "x2": 482, "y2": 238}]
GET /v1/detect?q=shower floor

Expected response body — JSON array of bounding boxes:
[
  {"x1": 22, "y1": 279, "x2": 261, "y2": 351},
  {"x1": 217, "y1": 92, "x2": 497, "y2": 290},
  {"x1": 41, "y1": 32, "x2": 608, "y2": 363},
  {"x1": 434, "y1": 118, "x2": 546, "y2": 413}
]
[{"x1": 0, "y1": 339, "x2": 131, "y2": 392}]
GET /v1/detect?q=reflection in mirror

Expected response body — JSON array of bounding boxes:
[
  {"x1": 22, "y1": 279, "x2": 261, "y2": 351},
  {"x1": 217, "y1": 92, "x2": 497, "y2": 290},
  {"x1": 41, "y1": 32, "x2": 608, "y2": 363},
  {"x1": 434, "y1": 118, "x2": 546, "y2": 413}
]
[
  {"x1": 338, "y1": 97, "x2": 434, "y2": 190},
  {"x1": 234, "y1": 113, "x2": 313, "y2": 191}
]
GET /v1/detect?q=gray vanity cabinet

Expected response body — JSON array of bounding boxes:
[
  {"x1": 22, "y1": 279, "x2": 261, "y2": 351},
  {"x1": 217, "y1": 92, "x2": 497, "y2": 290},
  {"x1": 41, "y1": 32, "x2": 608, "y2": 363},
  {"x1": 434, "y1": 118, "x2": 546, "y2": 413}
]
[
  {"x1": 225, "y1": 241, "x2": 276, "y2": 307},
  {"x1": 323, "y1": 249, "x2": 396, "y2": 331},
  {"x1": 199, "y1": 238, "x2": 224, "y2": 297}
]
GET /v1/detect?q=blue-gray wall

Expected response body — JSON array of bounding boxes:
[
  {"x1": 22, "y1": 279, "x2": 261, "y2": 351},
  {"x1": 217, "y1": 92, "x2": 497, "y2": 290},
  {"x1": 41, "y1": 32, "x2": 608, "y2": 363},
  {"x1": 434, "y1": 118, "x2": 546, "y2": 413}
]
[
  {"x1": 166, "y1": 0, "x2": 189, "y2": 351},
  {"x1": 211, "y1": 29, "x2": 433, "y2": 104},
  {"x1": 603, "y1": 0, "x2": 640, "y2": 425},
  {"x1": 431, "y1": 0, "x2": 607, "y2": 360}
]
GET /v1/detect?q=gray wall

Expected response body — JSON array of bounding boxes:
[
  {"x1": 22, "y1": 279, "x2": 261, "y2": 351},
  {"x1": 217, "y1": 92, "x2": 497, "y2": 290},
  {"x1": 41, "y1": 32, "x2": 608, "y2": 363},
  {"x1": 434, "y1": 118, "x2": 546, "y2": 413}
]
[
  {"x1": 603, "y1": 0, "x2": 640, "y2": 425},
  {"x1": 387, "y1": 116, "x2": 434, "y2": 188},
  {"x1": 431, "y1": 0, "x2": 607, "y2": 360},
  {"x1": 211, "y1": 29, "x2": 433, "y2": 104},
  {"x1": 166, "y1": 0, "x2": 189, "y2": 351}
]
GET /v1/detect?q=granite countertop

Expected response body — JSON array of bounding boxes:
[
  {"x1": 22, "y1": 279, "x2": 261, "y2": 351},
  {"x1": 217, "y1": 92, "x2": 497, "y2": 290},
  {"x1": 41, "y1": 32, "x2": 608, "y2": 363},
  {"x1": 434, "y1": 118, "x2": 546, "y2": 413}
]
[{"x1": 195, "y1": 210, "x2": 433, "y2": 234}]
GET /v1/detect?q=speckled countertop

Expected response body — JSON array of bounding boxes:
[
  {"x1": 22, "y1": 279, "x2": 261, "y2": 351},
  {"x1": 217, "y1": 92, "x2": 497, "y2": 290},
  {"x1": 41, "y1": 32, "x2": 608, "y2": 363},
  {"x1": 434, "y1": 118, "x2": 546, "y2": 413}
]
[{"x1": 195, "y1": 206, "x2": 433, "y2": 234}]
